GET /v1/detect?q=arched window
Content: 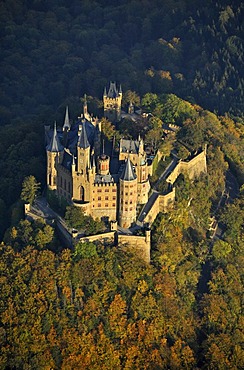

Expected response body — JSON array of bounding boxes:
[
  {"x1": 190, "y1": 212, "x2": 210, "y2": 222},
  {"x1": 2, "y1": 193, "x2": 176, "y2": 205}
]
[{"x1": 80, "y1": 186, "x2": 84, "y2": 201}]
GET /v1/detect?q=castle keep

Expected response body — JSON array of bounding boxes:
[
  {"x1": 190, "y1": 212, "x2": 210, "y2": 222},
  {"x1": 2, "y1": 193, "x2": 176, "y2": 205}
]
[{"x1": 45, "y1": 83, "x2": 150, "y2": 228}]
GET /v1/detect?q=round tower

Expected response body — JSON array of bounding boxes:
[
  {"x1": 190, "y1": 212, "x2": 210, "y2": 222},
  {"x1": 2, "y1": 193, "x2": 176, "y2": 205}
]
[
  {"x1": 46, "y1": 123, "x2": 64, "y2": 190},
  {"x1": 97, "y1": 154, "x2": 110, "y2": 175},
  {"x1": 119, "y1": 157, "x2": 137, "y2": 228}
]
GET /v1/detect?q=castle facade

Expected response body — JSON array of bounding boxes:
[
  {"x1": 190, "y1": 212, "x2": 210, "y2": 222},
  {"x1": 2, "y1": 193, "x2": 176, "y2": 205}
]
[{"x1": 45, "y1": 83, "x2": 151, "y2": 228}]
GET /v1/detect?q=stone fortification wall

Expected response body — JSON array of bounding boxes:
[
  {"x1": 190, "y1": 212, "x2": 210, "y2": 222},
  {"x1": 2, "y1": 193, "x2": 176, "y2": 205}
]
[
  {"x1": 179, "y1": 150, "x2": 207, "y2": 180},
  {"x1": 143, "y1": 188, "x2": 175, "y2": 225},
  {"x1": 77, "y1": 231, "x2": 151, "y2": 263},
  {"x1": 77, "y1": 231, "x2": 115, "y2": 246},
  {"x1": 118, "y1": 232, "x2": 150, "y2": 263},
  {"x1": 166, "y1": 149, "x2": 207, "y2": 184}
]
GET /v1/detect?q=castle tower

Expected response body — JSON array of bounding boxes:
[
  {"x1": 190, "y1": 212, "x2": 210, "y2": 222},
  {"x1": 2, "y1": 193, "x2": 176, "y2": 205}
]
[
  {"x1": 119, "y1": 157, "x2": 137, "y2": 228},
  {"x1": 97, "y1": 154, "x2": 110, "y2": 175},
  {"x1": 46, "y1": 122, "x2": 64, "y2": 190},
  {"x1": 77, "y1": 121, "x2": 90, "y2": 174},
  {"x1": 103, "y1": 82, "x2": 122, "y2": 123}
]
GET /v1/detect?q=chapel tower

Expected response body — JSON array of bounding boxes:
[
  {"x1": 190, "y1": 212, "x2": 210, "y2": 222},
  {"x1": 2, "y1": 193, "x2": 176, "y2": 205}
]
[{"x1": 103, "y1": 82, "x2": 122, "y2": 123}]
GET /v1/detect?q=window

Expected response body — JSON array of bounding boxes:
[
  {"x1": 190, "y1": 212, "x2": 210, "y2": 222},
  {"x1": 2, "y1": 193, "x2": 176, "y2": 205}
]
[
  {"x1": 130, "y1": 192, "x2": 133, "y2": 196},
  {"x1": 105, "y1": 203, "x2": 108, "y2": 207},
  {"x1": 98, "y1": 189, "x2": 102, "y2": 193},
  {"x1": 113, "y1": 196, "x2": 116, "y2": 200},
  {"x1": 112, "y1": 203, "x2": 115, "y2": 207},
  {"x1": 112, "y1": 189, "x2": 116, "y2": 192},
  {"x1": 98, "y1": 196, "x2": 101, "y2": 200},
  {"x1": 98, "y1": 203, "x2": 101, "y2": 207},
  {"x1": 105, "y1": 196, "x2": 109, "y2": 200},
  {"x1": 105, "y1": 189, "x2": 109, "y2": 192}
]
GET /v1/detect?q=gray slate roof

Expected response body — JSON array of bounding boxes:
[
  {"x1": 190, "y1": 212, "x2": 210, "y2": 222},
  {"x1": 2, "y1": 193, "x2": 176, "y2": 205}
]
[
  {"x1": 120, "y1": 139, "x2": 139, "y2": 154},
  {"x1": 120, "y1": 157, "x2": 137, "y2": 181},
  {"x1": 107, "y1": 82, "x2": 119, "y2": 98},
  {"x1": 46, "y1": 123, "x2": 64, "y2": 152},
  {"x1": 63, "y1": 106, "x2": 71, "y2": 130},
  {"x1": 78, "y1": 121, "x2": 90, "y2": 149}
]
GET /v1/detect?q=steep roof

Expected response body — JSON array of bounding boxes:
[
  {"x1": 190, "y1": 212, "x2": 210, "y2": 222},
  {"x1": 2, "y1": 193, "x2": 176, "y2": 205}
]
[
  {"x1": 46, "y1": 123, "x2": 64, "y2": 152},
  {"x1": 120, "y1": 139, "x2": 139, "y2": 154},
  {"x1": 63, "y1": 106, "x2": 70, "y2": 131},
  {"x1": 120, "y1": 157, "x2": 137, "y2": 181},
  {"x1": 107, "y1": 82, "x2": 119, "y2": 98},
  {"x1": 78, "y1": 121, "x2": 90, "y2": 149}
]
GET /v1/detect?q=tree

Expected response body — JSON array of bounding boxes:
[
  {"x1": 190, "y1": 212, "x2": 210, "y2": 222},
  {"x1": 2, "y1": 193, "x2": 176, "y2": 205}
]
[
  {"x1": 73, "y1": 242, "x2": 97, "y2": 260},
  {"x1": 64, "y1": 206, "x2": 86, "y2": 230},
  {"x1": 122, "y1": 90, "x2": 140, "y2": 107},
  {"x1": 101, "y1": 117, "x2": 119, "y2": 141},
  {"x1": 20, "y1": 175, "x2": 40, "y2": 205}
]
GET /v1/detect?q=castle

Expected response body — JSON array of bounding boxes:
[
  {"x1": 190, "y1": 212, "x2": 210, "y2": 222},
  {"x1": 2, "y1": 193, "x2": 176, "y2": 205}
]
[
  {"x1": 45, "y1": 82, "x2": 151, "y2": 228},
  {"x1": 45, "y1": 81, "x2": 208, "y2": 235}
]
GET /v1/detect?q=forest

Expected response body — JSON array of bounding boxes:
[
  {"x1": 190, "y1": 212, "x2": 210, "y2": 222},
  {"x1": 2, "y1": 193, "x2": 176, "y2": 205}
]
[{"x1": 0, "y1": 0, "x2": 243, "y2": 369}]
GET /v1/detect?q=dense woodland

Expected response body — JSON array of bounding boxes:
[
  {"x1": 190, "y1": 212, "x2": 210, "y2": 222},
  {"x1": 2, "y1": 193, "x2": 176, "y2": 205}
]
[
  {"x1": 0, "y1": 1, "x2": 243, "y2": 369},
  {"x1": 0, "y1": 0, "x2": 243, "y2": 124}
]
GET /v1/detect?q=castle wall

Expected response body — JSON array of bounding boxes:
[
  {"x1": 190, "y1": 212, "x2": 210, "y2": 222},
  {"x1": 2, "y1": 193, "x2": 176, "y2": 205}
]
[
  {"x1": 77, "y1": 231, "x2": 151, "y2": 263},
  {"x1": 78, "y1": 231, "x2": 115, "y2": 246},
  {"x1": 118, "y1": 232, "x2": 150, "y2": 263},
  {"x1": 179, "y1": 150, "x2": 207, "y2": 180},
  {"x1": 166, "y1": 149, "x2": 207, "y2": 184},
  {"x1": 143, "y1": 188, "x2": 175, "y2": 225}
]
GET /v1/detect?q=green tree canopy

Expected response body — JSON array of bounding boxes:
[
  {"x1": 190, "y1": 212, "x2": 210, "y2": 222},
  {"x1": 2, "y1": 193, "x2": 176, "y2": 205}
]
[{"x1": 20, "y1": 175, "x2": 40, "y2": 205}]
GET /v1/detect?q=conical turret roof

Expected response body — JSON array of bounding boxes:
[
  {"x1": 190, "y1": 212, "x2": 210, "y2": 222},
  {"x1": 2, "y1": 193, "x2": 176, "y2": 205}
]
[
  {"x1": 47, "y1": 122, "x2": 64, "y2": 152},
  {"x1": 121, "y1": 157, "x2": 136, "y2": 181},
  {"x1": 78, "y1": 122, "x2": 90, "y2": 149},
  {"x1": 63, "y1": 106, "x2": 70, "y2": 131}
]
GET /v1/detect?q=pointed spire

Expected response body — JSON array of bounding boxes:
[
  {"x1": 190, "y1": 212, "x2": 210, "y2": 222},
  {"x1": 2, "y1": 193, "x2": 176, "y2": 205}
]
[
  {"x1": 47, "y1": 122, "x2": 64, "y2": 152},
  {"x1": 103, "y1": 86, "x2": 107, "y2": 97},
  {"x1": 83, "y1": 94, "x2": 88, "y2": 116},
  {"x1": 121, "y1": 157, "x2": 136, "y2": 181},
  {"x1": 63, "y1": 106, "x2": 70, "y2": 131},
  {"x1": 119, "y1": 84, "x2": 122, "y2": 94},
  {"x1": 92, "y1": 154, "x2": 96, "y2": 167},
  {"x1": 78, "y1": 122, "x2": 90, "y2": 149}
]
